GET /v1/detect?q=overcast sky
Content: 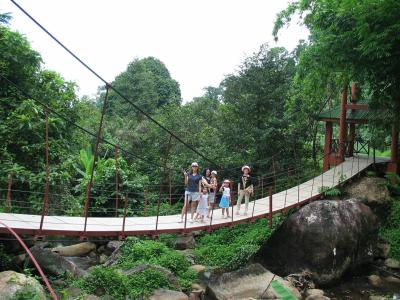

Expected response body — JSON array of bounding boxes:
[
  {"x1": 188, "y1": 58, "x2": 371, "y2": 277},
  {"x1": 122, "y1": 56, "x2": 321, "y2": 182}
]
[{"x1": 1, "y1": 0, "x2": 308, "y2": 102}]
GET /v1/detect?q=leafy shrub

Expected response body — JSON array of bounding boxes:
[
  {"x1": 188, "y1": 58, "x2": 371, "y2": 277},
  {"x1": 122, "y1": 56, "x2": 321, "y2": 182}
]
[
  {"x1": 76, "y1": 265, "x2": 171, "y2": 299},
  {"x1": 319, "y1": 186, "x2": 342, "y2": 197},
  {"x1": 384, "y1": 172, "x2": 400, "y2": 196},
  {"x1": 379, "y1": 197, "x2": 400, "y2": 260},
  {"x1": 0, "y1": 244, "x2": 13, "y2": 271},
  {"x1": 194, "y1": 217, "x2": 281, "y2": 271}
]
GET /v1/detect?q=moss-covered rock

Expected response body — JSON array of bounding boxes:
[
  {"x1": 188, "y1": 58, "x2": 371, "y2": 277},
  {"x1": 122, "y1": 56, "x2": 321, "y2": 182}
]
[{"x1": 0, "y1": 270, "x2": 46, "y2": 300}]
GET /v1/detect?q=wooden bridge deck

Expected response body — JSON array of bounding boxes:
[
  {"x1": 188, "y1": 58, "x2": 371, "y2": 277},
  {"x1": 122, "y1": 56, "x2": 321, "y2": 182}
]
[{"x1": 0, "y1": 155, "x2": 383, "y2": 237}]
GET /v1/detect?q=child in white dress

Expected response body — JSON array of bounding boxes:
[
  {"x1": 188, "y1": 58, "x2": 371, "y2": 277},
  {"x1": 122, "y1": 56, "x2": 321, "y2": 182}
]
[{"x1": 195, "y1": 187, "x2": 209, "y2": 223}]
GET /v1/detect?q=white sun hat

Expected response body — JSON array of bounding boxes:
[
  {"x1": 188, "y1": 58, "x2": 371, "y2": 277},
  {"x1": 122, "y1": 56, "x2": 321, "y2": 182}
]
[{"x1": 242, "y1": 165, "x2": 251, "y2": 172}]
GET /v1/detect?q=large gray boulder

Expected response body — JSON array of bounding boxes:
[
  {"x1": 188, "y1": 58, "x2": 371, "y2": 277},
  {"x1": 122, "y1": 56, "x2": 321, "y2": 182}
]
[
  {"x1": 344, "y1": 177, "x2": 390, "y2": 205},
  {"x1": 255, "y1": 199, "x2": 378, "y2": 286},
  {"x1": 205, "y1": 263, "x2": 301, "y2": 299},
  {"x1": 30, "y1": 243, "x2": 96, "y2": 278},
  {"x1": 0, "y1": 271, "x2": 46, "y2": 300}
]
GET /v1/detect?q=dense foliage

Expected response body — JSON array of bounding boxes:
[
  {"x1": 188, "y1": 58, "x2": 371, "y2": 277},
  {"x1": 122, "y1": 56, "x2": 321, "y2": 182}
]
[
  {"x1": 74, "y1": 238, "x2": 197, "y2": 298},
  {"x1": 0, "y1": 0, "x2": 398, "y2": 233},
  {"x1": 194, "y1": 216, "x2": 282, "y2": 271}
]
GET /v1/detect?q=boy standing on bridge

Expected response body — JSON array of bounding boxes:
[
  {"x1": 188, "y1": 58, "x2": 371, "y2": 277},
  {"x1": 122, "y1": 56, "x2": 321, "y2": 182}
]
[{"x1": 236, "y1": 165, "x2": 254, "y2": 216}]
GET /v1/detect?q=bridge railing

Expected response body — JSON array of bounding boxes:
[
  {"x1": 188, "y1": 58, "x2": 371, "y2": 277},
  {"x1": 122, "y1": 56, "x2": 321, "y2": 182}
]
[{"x1": 1, "y1": 146, "x2": 374, "y2": 238}]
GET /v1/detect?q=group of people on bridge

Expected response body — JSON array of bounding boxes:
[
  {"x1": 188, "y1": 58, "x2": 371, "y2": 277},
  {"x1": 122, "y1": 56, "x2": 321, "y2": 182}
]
[{"x1": 178, "y1": 162, "x2": 254, "y2": 223}]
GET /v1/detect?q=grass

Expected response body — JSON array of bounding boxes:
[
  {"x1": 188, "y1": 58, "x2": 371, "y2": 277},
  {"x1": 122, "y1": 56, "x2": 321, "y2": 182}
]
[
  {"x1": 72, "y1": 237, "x2": 197, "y2": 299},
  {"x1": 379, "y1": 196, "x2": 400, "y2": 260},
  {"x1": 193, "y1": 215, "x2": 282, "y2": 271}
]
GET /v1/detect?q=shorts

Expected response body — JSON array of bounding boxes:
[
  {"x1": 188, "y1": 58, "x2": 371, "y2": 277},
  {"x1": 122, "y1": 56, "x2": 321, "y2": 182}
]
[
  {"x1": 209, "y1": 193, "x2": 216, "y2": 204},
  {"x1": 186, "y1": 192, "x2": 200, "y2": 202}
]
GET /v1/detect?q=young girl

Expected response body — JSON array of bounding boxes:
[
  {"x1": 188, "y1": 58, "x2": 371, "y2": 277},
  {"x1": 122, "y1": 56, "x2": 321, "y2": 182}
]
[
  {"x1": 195, "y1": 187, "x2": 209, "y2": 223},
  {"x1": 219, "y1": 179, "x2": 231, "y2": 219}
]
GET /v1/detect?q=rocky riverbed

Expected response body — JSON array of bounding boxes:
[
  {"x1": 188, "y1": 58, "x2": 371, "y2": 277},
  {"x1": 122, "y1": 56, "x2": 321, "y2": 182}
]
[{"x1": 0, "y1": 176, "x2": 399, "y2": 299}]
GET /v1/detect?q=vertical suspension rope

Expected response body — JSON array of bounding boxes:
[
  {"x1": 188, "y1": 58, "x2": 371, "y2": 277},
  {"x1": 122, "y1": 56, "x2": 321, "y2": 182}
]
[
  {"x1": 115, "y1": 146, "x2": 119, "y2": 217},
  {"x1": 120, "y1": 192, "x2": 128, "y2": 239},
  {"x1": 39, "y1": 108, "x2": 50, "y2": 233},
  {"x1": 83, "y1": 85, "x2": 109, "y2": 237},
  {"x1": 5, "y1": 173, "x2": 13, "y2": 212}
]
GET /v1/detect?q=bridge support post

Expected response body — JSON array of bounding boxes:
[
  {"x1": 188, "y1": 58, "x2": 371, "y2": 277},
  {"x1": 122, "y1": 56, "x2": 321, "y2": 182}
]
[
  {"x1": 82, "y1": 84, "x2": 110, "y2": 239},
  {"x1": 268, "y1": 186, "x2": 273, "y2": 230},
  {"x1": 348, "y1": 83, "x2": 357, "y2": 157},
  {"x1": 39, "y1": 108, "x2": 50, "y2": 236},
  {"x1": 119, "y1": 192, "x2": 128, "y2": 240},
  {"x1": 323, "y1": 122, "x2": 333, "y2": 171},
  {"x1": 388, "y1": 117, "x2": 399, "y2": 174},
  {"x1": 338, "y1": 82, "x2": 348, "y2": 163}
]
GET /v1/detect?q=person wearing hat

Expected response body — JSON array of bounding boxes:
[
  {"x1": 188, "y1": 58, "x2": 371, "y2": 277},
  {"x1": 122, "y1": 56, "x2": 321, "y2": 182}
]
[
  {"x1": 179, "y1": 162, "x2": 202, "y2": 223},
  {"x1": 202, "y1": 170, "x2": 218, "y2": 217},
  {"x1": 219, "y1": 179, "x2": 231, "y2": 219},
  {"x1": 236, "y1": 165, "x2": 254, "y2": 215}
]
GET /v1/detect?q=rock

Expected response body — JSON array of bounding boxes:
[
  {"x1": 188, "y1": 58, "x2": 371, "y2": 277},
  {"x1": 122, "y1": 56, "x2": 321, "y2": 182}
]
[
  {"x1": 62, "y1": 287, "x2": 84, "y2": 300},
  {"x1": 103, "y1": 242, "x2": 124, "y2": 267},
  {"x1": 124, "y1": 264, "x2": 181, "y2": 290},
  {"x1": 191, "y1": 283, "x2": 205, "y2": 291},
  {"x1": 205, "y1": 263, "x2": 301, "y2": 299},
  {"x1": 344, "y1": 177, "x2": 390, "y2": 205},
  {"x1": 376, "y1": 242, "x2": 391, "y2": 259},
  {"x1": 383, "y1": 275, "x2": 400, "y2": 283},
  {"x1": 384, "y1": 258, "x2": 400, "y2": 269},
  {"x1": 369, "y1": 296, "x2": 388, "y2": 300},
  {"x1": 178, "y1": 249, "x2": 196, "y2": 265},
  {"x1": 189, "y1": 264, "x2": 206, "y2": 273},
  {"x1": 52, "y1": 242, "x2": 96, "y2": 257},
  {"x1": 368, "y1": 274, "x2": 383, "y2": 287},
  {"x1": 97, "y1": 245, "x2": 106, "y2": 254},
  {"x1": 99, "y1": 254, "x2": 108, "y2": 264},
  {"x1": 30, "y1": 243, "x2": 94, "y2": 278},
  {"x1": 12, "y1": 253, "x2": 26, "y2": 266},
  {"x1": 150, "y1": 289, "x2": 189, "y2": 300},
  {"x1": 0, "y1": 271, "x2": 46, "y2": 300},
  {"x1": 305, "y1": 296, "x2": 330, "y2": 300},
  {"x1": 84, "y1": 294, "x2": 101, "y2": 300},
  {"x1": 105, "y1": 240, "x2": 123, "y2": 255},
  {"x1": 306, "y1": 289, "x2": 325, "y2": 297},
  {"x1": 189, "y1": 290, "x2": 203, "y2": 300},
  {"x1": 176, "y1": 234, "x2": 196, "y2": 250},
  {"x1": 255, "y1": 199, "x2": 378, "y2": 286}
]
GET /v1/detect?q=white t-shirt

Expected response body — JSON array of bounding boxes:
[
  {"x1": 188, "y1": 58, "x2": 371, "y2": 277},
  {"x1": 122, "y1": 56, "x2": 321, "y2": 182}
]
[{"x1": 222, "y1": 187, "x2": 230, "y2": 197}]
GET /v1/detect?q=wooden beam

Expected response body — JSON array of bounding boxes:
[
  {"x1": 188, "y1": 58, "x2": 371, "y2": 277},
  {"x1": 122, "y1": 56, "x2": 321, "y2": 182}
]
[{"x1": 346, "y1": 103, "x2": 368, "y2": 110}]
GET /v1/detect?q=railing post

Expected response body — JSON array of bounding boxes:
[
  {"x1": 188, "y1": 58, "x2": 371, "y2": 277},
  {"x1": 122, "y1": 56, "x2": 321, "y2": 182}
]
[
  {"x1": 4, "y1": 173, "x2": 13, "y2": 213},
  {"x1": 154, "y1": 196, "x2": 161, "y2": 238},
  {"x1": 269, "y1": 186, "x2": 273, "y2": 230},
  {"x1": 114, "y1": 146, "x2": 119, "y2": 217},
  {"x1": 272, "y1": 158, "x2": 277, "y2": 193},
  {"x1": 82, "y1": 85, "x2": 110, "y2": 239},
  {"x1": 168, "y1": 170, "x2": 172, "y2": 206},
  {"x1": 209, "y1": 192, "x2": 215, "y2": 230},
  {"x1": 230, "y1": 181, "x2": 234, "y2": 225},
  {"x1": 297, "y1": 160, "x2": 300, "y2": 205},
  {"x1": 183, "y1": 193, "x2": 188, "y2": 235},
  {"x1": 120, "y1": 192, "x2": 128, "y2": 240},
  {"x1": 39, "y1": 108, "x2": 50, "y2": 233},
  {"x1": 261, "y1": 177, "x2": 264, "y2": 198},
  {"x1": 284, "y1": 168, "x2": 290, "y2": 209},
  {"x1": 144, "y1": 187, "x2": 148, "y2": 216}
]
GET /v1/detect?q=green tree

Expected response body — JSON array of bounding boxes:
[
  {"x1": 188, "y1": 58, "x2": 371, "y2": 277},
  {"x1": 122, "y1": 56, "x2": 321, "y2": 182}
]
[
  {"x1": 274, "y1": 0, "x2": 400, "y2": 131},
  {"x1": 106, "y1": 56, "x2": 181, "y2": 119}
]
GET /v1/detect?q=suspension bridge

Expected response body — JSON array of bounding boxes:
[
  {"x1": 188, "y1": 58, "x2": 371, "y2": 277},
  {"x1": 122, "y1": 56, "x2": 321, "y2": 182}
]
[{"x1": 0, "y1": 154, "x2": 385, "y2": 239}]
